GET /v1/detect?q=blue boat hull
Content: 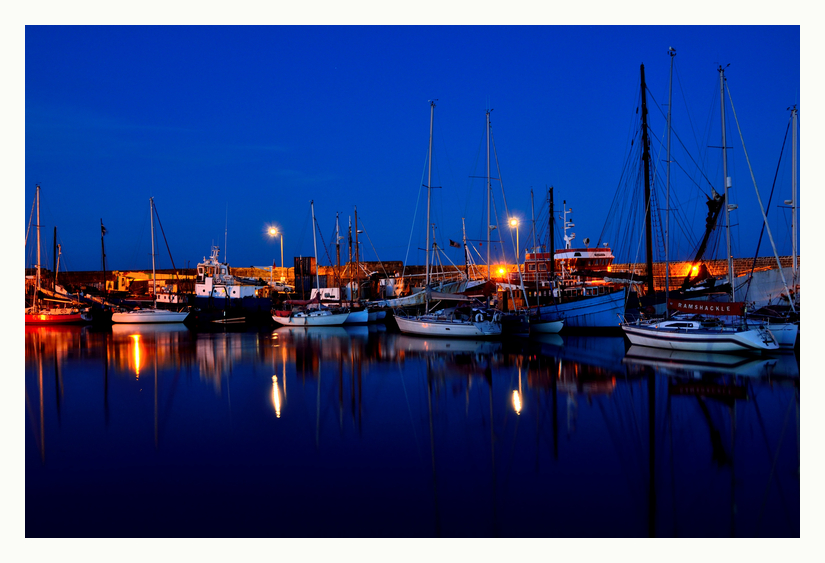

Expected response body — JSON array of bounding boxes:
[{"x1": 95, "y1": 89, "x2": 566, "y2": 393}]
[{"x1": 532, "y1": 289, "x2": 625, "y2": 329}]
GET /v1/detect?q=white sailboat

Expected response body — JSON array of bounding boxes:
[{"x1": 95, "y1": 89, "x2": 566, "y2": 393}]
[
  {"x1": 272, "y1": 200, "x2": 350, "y2": 327},
  {"x1": 25, "y1": 185, "x2": 91, "y2": 325},
  {"x1": 393, "y1": 101, "x2": 502, "y2": 339},
  {"x1": 112, "y1": 198, "x2": 189, "y2": 324},
  {"x1": 621, "y1": 60, "x2": 777, "y2": 354}
]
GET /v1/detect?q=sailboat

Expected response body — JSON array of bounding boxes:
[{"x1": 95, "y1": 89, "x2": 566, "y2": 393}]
[
  {"x1": 273, "y1": 201, "x2": 350, "y2": 327},
  {"x1": 621, "y1": 61, "x2": 778, "y2": 354},
  {"x1": 25, "y1": 185, "x2": 91, "y2": 325},
  {"x1": 394, "y1": 101, "x2": 502, "y2": 338},
  {"x1": 111, "y1": 198, "x2": 190, "y2": 324}
]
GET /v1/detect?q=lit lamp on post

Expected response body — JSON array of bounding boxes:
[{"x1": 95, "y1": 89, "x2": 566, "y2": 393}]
[
  {"x1": 269, "y1": 227, "x2": 284, "y2": 276},
  {"x1": 509, "y1": 217, "x2": 520, "y2": 265}
]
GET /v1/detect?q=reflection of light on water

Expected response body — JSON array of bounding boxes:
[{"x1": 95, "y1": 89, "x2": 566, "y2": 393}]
[
  {"x1": 272, "y1": 375, "x2": 281, "y2": 418},
  {"x1": 512, "y1": 390, "x2": 522, "y2": 415},
  {"x1": 131, "y1": 335, "x2": 142, "y2": 377}
]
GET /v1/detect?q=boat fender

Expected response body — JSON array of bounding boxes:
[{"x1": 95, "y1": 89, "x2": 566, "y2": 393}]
[
  {"x1": 493, "y1": 313, "x2": 501, "y2": 322},
  {"x1": 475, "y1": 313, "x2": 484, "y2": 323}
]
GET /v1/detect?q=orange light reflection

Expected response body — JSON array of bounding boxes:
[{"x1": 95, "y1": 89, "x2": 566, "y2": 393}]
[
  {"x1": 272, "y1": 375, "x2": 282, "y2": 418},
  {"x1": 131, "y1": 335, "x2": 142, "y2": 377}
]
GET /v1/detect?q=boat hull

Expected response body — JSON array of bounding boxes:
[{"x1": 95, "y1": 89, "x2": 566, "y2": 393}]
[
  {"x1": 533, "y1": 289, "x2": 625, "y2": 329},
  {"x1": 272, "y1": 311, "x2": 350, "y2": 326},
  {"x1": 622, "y1": 323, "x2": 778, "y2": 354},
  {"x1": 529, "y1": 319, "x2": 564, "y2": 334},
  {"x1": 343, "y1": 309, "x2": 369, "y2": 325},
  {"x1": 394, "y1": 315, "x2": 501, "y2": 338},
  {"x1": 112, "y1": 309, "x2": 190, "y2": 324},
  {"x1": 25, "y1": 311, "x2": 90, "y2": 324}
]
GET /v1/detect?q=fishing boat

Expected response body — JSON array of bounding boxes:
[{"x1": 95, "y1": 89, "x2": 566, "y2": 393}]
[
  {"x1": 112, "y1": 198, "x2": 189, "y2": 324},
  {"x1": 25, "y1": 185, "x2": 91, "y2": 325},
  {"x1": 523, "y1": 196, "x2": 625, "y2": 329},
  {"x1": 392, "y1": 102, "x2": 502, "y2": 338}
]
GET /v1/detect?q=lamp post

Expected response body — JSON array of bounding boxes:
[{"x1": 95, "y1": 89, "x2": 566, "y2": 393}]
[
  {"x1": 269, "y1": 227, "x2": 284, "y2": 271},
  {"x1": 509, "y1": 217, "x2": 520, "y2": 265}
]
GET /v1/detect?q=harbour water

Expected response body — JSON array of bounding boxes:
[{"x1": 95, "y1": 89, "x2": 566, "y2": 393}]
[{"x1": 25, "y1": 324, "x2": 800, "y2": 538}]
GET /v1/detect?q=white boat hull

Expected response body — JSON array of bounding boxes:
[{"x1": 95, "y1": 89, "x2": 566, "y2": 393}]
[
  {"x1": 272, "y1": 311, "x2": 350, "y2": 326},
  {"x1": 622, "y1": 323, "x2": 779, "y2": 354},
  {"x1": 757, "y1": 321, "x2": 799, "y2": 349},
  {"x1": 394, "y1": 315, "x2": 501, "y2": 338},
  {"x1": 112, "y1": 309, "x2": 189, "y2": 324}
]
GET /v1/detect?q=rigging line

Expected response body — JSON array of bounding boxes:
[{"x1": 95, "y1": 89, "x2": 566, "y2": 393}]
[
  {"x1": 151, "y1": 201, "x2": 182, "y2": 284},
  {"x1": 313, "y1": 213, "x2": 334, "y2": 269},
  {"x1": 726, "y1": 83, "x2": 795, "y2": 312},
  {"x1": 743, "y1": 114, "x2": 792, "y2": 302},
  {"x1": 648, "y1": 86, "x2": 717, "y2": 197},
  {"x1": 490, "y1": 128, "x2": 529, "y2": 306},
  {"x1": 356, "y1": 218, "x2": 390, "y2": 280},
  {"x1": 403, "y1": 146, "x2": 430, "y2": 279}
]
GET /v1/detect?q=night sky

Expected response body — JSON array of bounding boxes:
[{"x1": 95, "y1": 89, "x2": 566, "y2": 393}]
[{"x1": 23, "y1": 25, "x2": 801, "y2": 274}]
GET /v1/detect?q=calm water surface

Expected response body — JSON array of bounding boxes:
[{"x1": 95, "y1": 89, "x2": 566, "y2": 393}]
[{"x1": 25, "y1": 323, "x2": 800, "y2": 537}]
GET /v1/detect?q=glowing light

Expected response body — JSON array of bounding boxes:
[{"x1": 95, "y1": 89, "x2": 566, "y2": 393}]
[
  {"x1": 509, "y1": 218, "x2": 519, "y2": 228},
  {"x1": 131, "y1": 334, "x2": 142, "y2": 377},
  {"x1": 272, "y1": 375, "x2": 282, "y2": 418},
  {"x1": 512, "y1": 390, "x2": 522, "y2": 415},
  {"x1": 497, "y1": 267, "x2": 506, "y2": 276},
  {"x1": 269, "y1": 227, "x2": 278, "y2": 236},
  {"x1": 691, "y1": 265, "x2": 699, "y2": 275}
]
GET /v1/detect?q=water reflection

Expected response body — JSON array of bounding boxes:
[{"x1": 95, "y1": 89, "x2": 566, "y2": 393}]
[{"x1": 25, "y1": 325, "x2": 800, "y2": 537}]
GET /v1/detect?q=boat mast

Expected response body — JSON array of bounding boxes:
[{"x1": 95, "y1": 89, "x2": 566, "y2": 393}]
[
  {"x1": 530, "y1": 189, "x2": 539, "y2": 296},
  {"x1": 719, "y1": 65, "x2": 735, "y2": 302},
  {"x1": 335, "y1": 212, "x2": 342, "y2": 294},
  {"x1": 486, "y1": 109, "x2": 492, "y2": 280},
  {"x1": 791, "y1": 105, "x2": 798, "y2": 285},
  {"x1": 640, "y1": 63, "x2": 655, "y2": 298},
  {"x1": 425, "y1": 100, "x2": 435, "y2": 291},
  {"x1": 53, "y1": 227, "x2": 57, "y2": 291},
  {"x1": 665, "y1": 47, "x2": 675, "y2": 305},
  {"x1": 348, "y1": 216, "x2": 353, "y2": 303},
  {"x1": 101, "y1": 219, "x2": 107, "y2": 295},
  {"x1": 150, "y1": 197, "x2": 157, "y2": 309},
  {"x1": 354, "y1": 206, "x2": 360, "y2": 302},
  {"x1": 462, "y1": 217, "x2": 469, "y2": 279},
  {"x1": 549, "y1": 186, "x2": 555, "y2": 280},
  {"x1": 36, "y1": 184, "x2": 41, "y2": 308},
  {"x1": 311, "y1": 200, "x2": 320, "y2": 293}
]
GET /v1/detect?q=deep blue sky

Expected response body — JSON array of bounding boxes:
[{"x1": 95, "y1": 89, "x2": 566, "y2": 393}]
[{"x1": 24, "y1": 25, "x2": 800, "y2": 273}]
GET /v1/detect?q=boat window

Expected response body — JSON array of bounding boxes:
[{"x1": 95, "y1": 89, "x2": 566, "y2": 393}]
[
  {"x1": 528, "y1": 263, "x2": 536, "y2": 271},
  {"x1": 538, "y1": 263, "x2": 547, "y2": 271}
]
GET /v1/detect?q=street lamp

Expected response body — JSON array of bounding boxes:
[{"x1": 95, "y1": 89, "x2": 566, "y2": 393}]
[
  {"x1": 269, "y1": 227, "x2": 284, "y2": 270},
  {"x1": 509, "y1": 217, "x2": 520, "y2": 265}
]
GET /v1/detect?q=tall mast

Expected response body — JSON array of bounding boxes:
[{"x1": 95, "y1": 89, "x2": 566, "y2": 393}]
[
  {"x1": 531, "y1": 189, "x2": 539, "y2": 296},
  {"x1": 36, "y1": 185, "x2": 41, "y2": 304},
  {"x1": 311, "y1": 200, "x2": 320, "y2": 292},
  {"x1": 354, "y1": 206, "x2": 360, "y2": 302},
  {"x1": 425, "y1": 100, "x2": 435, "y2": 289},
  {"x1": 665, "y1": 47, "x2": 676, "y2": 305},
  {"x1": 150, "y1": 197, "x2": 157, "y2": 309},
  {"x1": 791, "y1": 105, "x2": 798, "y2": 283},
  {"x1": 549, "y1": 187, "x2": 555, "y2": 279},
  {"x1": 53, "y1": 227, "x2": 57, "y2": 290},
  {"x1": 101, "y1": 219, "x2": 107, "y2": 294},
  {"x1": 462, "y1": 217, "x2": 469, "y2": 278},
  {"x1": 348, "y1": 216, "x2": 353, "y2": 300},
  {"x1": 335, "y1": 212, "x2": 342, "y2": 291},
  {"x1": 486, "y1": 109, "x2": 492, "y2": 279},
  {"x1": 719, "y1": 65, "x2": 735, "y2": 301},
  {"x1": 640, "y1": 63, "x2": 655, "y2": 297}
]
